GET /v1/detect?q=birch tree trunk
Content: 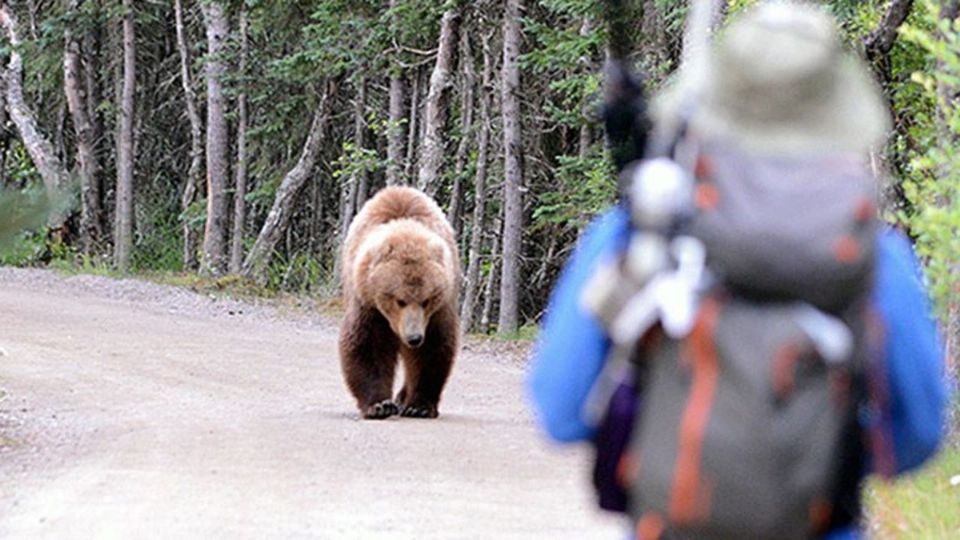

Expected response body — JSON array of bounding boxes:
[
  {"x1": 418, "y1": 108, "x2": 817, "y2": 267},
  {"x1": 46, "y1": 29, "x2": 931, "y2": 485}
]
[
  {"x1": 229, "y1": 7, "x2": 249, "y2": 274},
  {"x1": 417, "y1": 9, "x2": 461, "y2": 197},
  {"x1": 459, "y1": 31, "x2": 493, "y2": 334},
  {"x1": 64, "y1": 1, "x2": 101, "y2": 254},
  {"x1": 174, "y1": 0, "x2": 204, "y2": 271},
  {"x1": 0, "y1": 4, "x2": 69, "y2": 230},
  {"x1": 447, "y1": 29, "x2": 475, "y2": 239},
  {"x1": 241, "y1": 84, "x2": 333, "y2": 282},
  {"x1": 481, "y1": 211, "x2": 503, "y2": 334},
  {"x1": 404, "y1": 68, "x2": 421, "y2": 182},
  {"x1": 114, "y1": 0, "x2": 136, "y2": 270},
  {"x1": 201, "y1": 1, "x2": 229, "y2": 276},
  {"x1": 498, "y1": 0, "x2": 524, "y2": 335},
  {"x1": 387, "y1": 77, "x2": 405, "y2": 187}
]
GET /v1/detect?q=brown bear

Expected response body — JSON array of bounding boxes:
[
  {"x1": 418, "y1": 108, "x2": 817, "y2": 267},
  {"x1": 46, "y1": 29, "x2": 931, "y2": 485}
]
[{"x1": 338, "y1": 186, "x2": 460, "y2": 419}]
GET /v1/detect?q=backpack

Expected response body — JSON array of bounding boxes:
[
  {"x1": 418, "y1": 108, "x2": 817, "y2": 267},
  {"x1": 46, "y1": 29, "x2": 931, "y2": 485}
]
[{"x1": 584, "y1": 141, "x2": 880, "y2": 539}]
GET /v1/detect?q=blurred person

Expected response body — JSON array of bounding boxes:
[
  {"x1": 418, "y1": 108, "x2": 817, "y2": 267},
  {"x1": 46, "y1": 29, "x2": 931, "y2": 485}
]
[{"x1": 528, "y1": 2, "x2": 947, "y2": 539}]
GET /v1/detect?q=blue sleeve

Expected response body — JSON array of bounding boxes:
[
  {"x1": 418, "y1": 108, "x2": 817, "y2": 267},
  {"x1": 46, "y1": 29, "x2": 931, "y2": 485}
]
[
  {"x1": 872, "y1": 229, "x2": 947, "y2": 474},
  {"x1": 527, "y1": 207, "x2": 631, "y2": 443}
]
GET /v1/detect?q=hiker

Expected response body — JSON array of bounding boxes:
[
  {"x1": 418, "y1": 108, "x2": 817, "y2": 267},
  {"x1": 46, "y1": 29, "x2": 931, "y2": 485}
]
[{"x1": 528, "y1": 3, "x2": 947, "y2": 539}]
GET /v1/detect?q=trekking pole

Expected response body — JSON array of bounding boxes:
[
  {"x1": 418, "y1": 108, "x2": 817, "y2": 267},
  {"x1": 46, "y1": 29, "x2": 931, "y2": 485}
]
[
  {"x1": 604, "y1": 0, "x2": 631, "y2": 62},
  {"x1": 646, "y1": 0, "x2": 718, "y2": 159},
  {"x1": 601, "y1": 0, "x2": 649, "y2": 176},
  {"x1": 679, "y1": 0, "x2": 719, "y2": 92}
]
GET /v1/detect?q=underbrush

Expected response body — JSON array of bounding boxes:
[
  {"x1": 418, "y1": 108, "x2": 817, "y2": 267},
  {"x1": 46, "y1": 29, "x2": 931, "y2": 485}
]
[{"x1": 866, "y1": 444, "x2": 960, "y2": 538}]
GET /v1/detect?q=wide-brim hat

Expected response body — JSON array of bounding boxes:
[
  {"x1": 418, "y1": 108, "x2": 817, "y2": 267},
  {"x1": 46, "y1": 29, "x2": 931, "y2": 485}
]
[{"x1": 653, "y1": 1, "x2": 891, "y2": 156}]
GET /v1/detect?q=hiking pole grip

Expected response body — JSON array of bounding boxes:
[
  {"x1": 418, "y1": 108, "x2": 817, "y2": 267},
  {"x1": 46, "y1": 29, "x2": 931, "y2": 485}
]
[{"x1": 601, "y1": 0, "x2": 650, "y2": 179}]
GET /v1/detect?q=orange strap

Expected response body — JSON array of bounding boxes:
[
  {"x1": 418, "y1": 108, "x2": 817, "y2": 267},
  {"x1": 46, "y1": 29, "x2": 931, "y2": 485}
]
[{"x1": 669, "y1": 298, "x2": 720, "y2": 524}]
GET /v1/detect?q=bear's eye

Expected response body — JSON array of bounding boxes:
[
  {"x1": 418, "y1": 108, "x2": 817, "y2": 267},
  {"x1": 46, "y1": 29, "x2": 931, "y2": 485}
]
[
  {"x1": 396, "y1": 299, "x2": 407, "y2": 308},
  {"x1": 421, "y1": 300, "x2": 429, "y2": 308}
]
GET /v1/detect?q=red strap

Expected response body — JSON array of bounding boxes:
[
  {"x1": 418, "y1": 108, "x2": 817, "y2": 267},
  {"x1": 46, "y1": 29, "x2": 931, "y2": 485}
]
[{"x1": 669, "y1": 298, "x2": 720, "y2": 524}]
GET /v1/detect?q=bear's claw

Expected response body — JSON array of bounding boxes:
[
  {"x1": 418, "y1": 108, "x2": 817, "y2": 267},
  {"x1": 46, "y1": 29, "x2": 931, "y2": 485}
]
[
  {"x1": 400, "y1": 404, "x2": 438, "y2": 419},
  {"x1": 362, "y1": 400, "x2": 399, "y2": 419}
]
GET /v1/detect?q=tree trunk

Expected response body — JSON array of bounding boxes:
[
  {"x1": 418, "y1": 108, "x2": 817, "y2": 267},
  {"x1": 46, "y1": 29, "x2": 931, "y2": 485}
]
[
  {"x1": 863, "y1": 0, "x2": 915, "y2": 90},
  {"x1": 577, "y1": 16, "x2": 593, "y2": 158},
  {"x1": 114, "y1": 0, "x2": 136, "y2": 270},
  {"x1": 331, "y1": 79, "x2": 368, "y2": 287},
  {"x1": 229, "y1": 7, "x2": 249, "y2": 274},
  {"x1": 174, "y1": 0, "x2": 204, "y2": 271},
  {"x1": 82, "y1": 0, "x2": 104, "y2": 238},
  {"x1": 355, "y1": 78, "x2": 369, "y2": 211},
  {"x1": 459, "y1": 31, "x2": 493, "y2": 334},
  {"x1": 404, "y1": 67, "x2": 421, "y2": 182},
  {"x1": 241, "y1": 84, "x2": 333, "y2": 283},
  {"x1": 864, "y1": 0, "x2": 915, "y2": 68},
  {"x1": 481, "y1": 211, "x2": 503, "y2": 334},
  {"x1": 0, "y1": 5, "x2": 70, "y2": 230},
  {"x1": 201, "y1": 1, "x2": 229, "y2": 276},
  {"x1": 387, "y1": 76, "x2": 405, "y2": 187},
  {"x1": 386, "y1": 0, "x2": 404, "y2": 187},
  {"x1": 417, "y1": 9, "x2": 461, "y2": 197},
  {"x1": 447, "y1": 29, "x2": 475, "y2": 240},
  {"x1": 864, "y1": 0, "x2": 915, "y2": 195},
  {"x1": 82, "y1": 4, "x2": 102, "y2": 150},
  {"x1": 638, "y1": 0, "x2": 674, "y2": 73},
  {"x1": 498, "y1": 0, "x2": 524, "y2": 335},
  {"x1": 64, "y1": 0, "x2": 102, "y2": 255}
]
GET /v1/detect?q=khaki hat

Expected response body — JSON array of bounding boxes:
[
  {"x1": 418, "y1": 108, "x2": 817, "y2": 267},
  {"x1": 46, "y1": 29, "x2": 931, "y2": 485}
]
[{"x1": 654, "y1": 1, "x2": 890, "y2": 155}]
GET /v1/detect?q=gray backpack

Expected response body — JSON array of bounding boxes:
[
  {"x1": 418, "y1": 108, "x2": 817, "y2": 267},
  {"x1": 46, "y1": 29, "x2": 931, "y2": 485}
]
[{"x1": 621, "y1": 144, "x2": 878, "y2": 539}]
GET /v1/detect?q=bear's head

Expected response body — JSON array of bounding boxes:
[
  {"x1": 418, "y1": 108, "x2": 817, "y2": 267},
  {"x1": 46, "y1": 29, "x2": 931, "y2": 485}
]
[{"x1": 356, "y1": 220, "x2": 454, "y2": 349}]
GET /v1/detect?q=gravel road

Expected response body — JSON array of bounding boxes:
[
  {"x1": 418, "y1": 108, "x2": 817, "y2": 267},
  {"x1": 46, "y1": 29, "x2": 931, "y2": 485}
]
[{"x1": 0, "y1": 267, "x2": 622, "y2": 539}]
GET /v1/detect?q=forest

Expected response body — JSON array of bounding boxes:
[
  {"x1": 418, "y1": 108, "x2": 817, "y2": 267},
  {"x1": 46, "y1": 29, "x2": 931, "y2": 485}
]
[{"x1": 0, "y1": 0, "x2": 956, "y2": 351}]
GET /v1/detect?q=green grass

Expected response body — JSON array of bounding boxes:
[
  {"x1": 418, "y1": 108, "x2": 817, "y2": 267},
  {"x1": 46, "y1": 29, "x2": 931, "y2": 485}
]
[
  {"x1": 866, "y1": 445, "x2": 960, "y2": 538},
  {"x1": 492, "y1": 323, "x2": 540, "y2": 342},
  {"x1": 48, "y1": 253, "x2": 121, "y2": 278}
]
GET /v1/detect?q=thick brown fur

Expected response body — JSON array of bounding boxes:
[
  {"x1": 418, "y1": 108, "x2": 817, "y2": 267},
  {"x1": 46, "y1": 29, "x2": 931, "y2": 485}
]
[{"x1": 338, "y1": 186, "x2": 460, "y2": 419}]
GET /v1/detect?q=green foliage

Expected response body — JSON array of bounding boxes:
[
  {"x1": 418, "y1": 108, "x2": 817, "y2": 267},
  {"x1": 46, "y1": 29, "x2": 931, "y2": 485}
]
[
  {"x1": 0, "y1": 230, "x2": 47, "y2": 266},
  {"x1": 265, "y1": 251, "x2": 332, "y2": 295},
  {"x1": 496, "y1": 323, "x2": 540, "y2": 342},
  {"x1": 525, "y1": 0, "x2": 613, "y2": 243},
  {"x1": 532, "y1": 147, "x2": 615, "y2": 231},
  {"x1": 332, "y1": 141, "x2": 385, "y2": 180},
  {"x1": 899, "y1": 2, "x2": 960, "y2": 319},
  {"x1": 0, "y1": 186, "x2": 49, "y2": 252},
  {"x1": 133, "y1": 202, "x2": 184, "y2": 273},
  {"x1": 49, "y1": 253, "x2": 119, "y2": 278},
  {"x1": 523, "y1": 1, "x2": 604, "y2": 130}
]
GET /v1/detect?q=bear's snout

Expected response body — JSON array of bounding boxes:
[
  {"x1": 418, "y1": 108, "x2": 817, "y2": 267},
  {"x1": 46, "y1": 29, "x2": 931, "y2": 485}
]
[
  {"x1": 405, "y1": 333, "x2": 424, "y2": 348},
  {"x1": 396, "y1": 306, "x2": 428, "y2": 349}
]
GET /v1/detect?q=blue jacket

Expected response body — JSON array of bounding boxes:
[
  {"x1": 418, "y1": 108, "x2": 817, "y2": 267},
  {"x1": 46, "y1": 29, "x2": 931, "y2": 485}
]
[{"x1": 527, "y1": 206, "x2": 947, "y2": 533}]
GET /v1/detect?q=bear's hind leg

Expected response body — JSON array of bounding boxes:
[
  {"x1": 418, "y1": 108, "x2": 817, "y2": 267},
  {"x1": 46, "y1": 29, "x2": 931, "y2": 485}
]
[
  {"x1": 339, "y1": 306, "x2": 401, "y2": 419},
  {"x1": 397, "y1": 306, "x2": 458, "y2": 418}
]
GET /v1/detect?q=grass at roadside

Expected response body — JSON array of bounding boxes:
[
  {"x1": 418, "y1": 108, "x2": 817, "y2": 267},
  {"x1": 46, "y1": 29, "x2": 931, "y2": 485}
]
[
  {"x1": 43, "y1": 259, "x2": 542, "y2": 343},
  {"x1": 866, "y1": 444, "x2": 960, "y2": 538}
]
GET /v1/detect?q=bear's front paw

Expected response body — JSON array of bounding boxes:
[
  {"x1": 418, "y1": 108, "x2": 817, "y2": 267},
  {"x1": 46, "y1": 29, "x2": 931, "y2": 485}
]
[
  {"x1": 362, "y1": 399, "x2": 399, "y2": 419},
  {"x1": 400, "y1": 403, "x2": 438, "y2": 419}
]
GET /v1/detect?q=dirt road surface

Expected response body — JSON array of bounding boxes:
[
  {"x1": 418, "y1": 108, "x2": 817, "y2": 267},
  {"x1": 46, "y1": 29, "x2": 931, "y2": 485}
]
[{"x1": 0, "y1": 268, "x2": 623, "y2": 539}]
